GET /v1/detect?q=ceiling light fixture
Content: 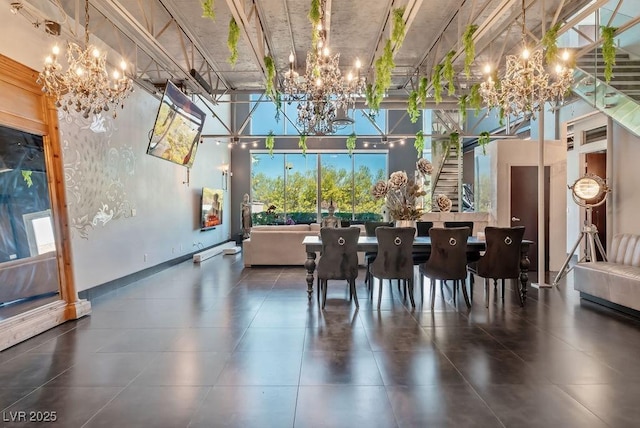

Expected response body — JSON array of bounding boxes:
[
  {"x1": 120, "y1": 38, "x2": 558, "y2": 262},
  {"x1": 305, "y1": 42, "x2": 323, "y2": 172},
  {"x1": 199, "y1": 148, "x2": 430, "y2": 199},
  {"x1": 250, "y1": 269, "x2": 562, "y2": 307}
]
[
  {"x1": 282, "y1": 0, "x2": 365, "y2": 135},
  {"x1": 37, "y1": 0, "x2": 132, "y2": 118},
  {"x1": 480, "y1": 0, "x2": 573, "y2": 117}
]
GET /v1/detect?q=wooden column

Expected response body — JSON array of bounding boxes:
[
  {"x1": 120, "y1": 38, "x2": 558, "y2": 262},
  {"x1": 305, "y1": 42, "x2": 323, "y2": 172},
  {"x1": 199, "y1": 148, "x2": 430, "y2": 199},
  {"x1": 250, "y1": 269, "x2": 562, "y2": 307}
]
[{"x1": 0, "y1": 54, "x2": 90, "y2": 351}]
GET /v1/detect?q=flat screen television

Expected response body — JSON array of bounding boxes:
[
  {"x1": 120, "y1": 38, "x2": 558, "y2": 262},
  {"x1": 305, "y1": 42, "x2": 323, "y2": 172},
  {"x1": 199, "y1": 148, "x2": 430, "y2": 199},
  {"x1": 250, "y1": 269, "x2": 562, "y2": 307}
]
[
  {"x1": 147, "y1": 80, "x2": 205, "y2": 168},
  {"x1": 201, "y1": 187, "x2": 223, "y2": 229}
]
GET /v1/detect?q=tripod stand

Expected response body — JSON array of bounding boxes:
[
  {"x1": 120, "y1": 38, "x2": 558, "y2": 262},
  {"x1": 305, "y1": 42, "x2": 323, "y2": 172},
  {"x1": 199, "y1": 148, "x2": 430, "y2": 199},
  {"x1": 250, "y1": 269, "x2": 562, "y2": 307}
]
[{"x1": 552, "y1": 206, "x2": 607, "y2": 286}]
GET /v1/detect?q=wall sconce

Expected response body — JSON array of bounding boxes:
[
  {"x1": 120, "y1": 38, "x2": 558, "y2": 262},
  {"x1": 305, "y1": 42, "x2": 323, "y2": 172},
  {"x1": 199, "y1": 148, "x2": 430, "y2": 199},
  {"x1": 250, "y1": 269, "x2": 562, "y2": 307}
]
[{"x1": 220, "y1": 163, "x2": 231, "y2": 190}]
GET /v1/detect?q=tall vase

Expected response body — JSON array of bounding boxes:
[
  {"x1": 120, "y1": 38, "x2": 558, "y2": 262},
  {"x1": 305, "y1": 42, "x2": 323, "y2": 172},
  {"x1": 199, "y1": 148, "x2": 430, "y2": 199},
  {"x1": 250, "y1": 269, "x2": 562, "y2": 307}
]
[{"x1": 394, "y1": 220, "x2": 417, "y2": 236}]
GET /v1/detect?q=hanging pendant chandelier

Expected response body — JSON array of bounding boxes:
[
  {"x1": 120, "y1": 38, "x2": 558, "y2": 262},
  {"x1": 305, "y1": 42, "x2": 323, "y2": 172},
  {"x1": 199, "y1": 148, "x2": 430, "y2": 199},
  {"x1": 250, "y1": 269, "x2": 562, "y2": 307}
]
[
  {"x1": 480, "y1": 0, "x2": 573, "y2": 117},
  {"x1": 37, "y1": 0, "x2": 133, "y2": 118},
  {"x1": 282, "y1": 0, "x2": 366, "y2": 135}
]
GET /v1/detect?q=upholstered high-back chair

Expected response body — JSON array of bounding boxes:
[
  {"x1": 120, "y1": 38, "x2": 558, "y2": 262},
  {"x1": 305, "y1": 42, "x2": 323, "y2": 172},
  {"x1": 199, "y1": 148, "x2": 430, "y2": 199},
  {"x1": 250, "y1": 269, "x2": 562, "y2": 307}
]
[
  {"x1": 419, "y1": 227, "x2": 471, "y2": 309},
  {"x1": 474, "y1": 226, "x2": 525, "y2": 307},
  {"x1": 363, "y1": 221, "x2": 394, "y2": 289},
  {"x1": 371, "y1": 227, "x2": 416, "y2": 308},
  {"x1": 317, "y1": 227, "x2": 361, "y2": 309}
]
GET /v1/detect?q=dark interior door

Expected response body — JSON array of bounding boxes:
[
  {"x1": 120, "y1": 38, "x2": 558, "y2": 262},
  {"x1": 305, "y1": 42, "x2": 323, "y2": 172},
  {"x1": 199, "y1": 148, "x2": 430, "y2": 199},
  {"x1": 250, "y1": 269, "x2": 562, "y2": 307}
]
[
  {"x1": 510, "y1": 166, "x2": 550, "y2": 272},
  {"x1": 585, "y1": 152, "x2": 607, "y2": 260}
]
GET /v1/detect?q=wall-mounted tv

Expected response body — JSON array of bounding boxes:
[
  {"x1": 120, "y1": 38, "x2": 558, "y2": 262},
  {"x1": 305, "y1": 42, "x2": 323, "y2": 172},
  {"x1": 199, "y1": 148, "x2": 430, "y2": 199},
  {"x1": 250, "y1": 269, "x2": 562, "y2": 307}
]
[
  {"x1": 147, "y1": 80, "x2": 205, "y2": 168},
  {"x1": 201, "y1": 187, "x2": 223, "y2": 230}
]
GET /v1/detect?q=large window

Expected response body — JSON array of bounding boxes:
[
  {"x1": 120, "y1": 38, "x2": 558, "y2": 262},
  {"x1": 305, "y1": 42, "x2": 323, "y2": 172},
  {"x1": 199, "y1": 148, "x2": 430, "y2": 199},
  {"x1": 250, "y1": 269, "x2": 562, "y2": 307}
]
[{"x1": 250, "y1": 151, "x2": 386, "y2": 224}]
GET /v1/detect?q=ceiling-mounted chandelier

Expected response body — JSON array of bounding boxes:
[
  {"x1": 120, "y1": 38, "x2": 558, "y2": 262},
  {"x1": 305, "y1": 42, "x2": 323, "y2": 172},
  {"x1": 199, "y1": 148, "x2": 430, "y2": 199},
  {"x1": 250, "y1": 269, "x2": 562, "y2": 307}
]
[
  {"x1": 480, "y1": 0, "x2": 573, "y2": 117},
  {"x1": 37, "y1": 0, "x2": 133, "y2": 118},
  {"x1": 282, "y1": 1, "x2": 366, "y2": 135}
]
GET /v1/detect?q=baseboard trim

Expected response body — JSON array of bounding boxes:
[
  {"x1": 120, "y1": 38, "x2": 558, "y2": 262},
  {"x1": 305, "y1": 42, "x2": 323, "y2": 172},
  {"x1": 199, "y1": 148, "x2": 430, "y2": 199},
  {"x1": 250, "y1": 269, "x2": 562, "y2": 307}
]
[
  {"x1": 579, "y1": 292, "x2": 640, "y2": 319},
  {"x1": 79, "y1": 240, "x2": 232, "y2": 301}
]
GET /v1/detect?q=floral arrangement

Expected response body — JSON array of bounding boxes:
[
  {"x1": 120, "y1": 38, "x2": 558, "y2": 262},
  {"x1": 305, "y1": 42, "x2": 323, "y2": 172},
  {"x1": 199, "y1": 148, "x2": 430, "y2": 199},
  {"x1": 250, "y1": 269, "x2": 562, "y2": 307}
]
[
  {"x1": 372, "y1": 170, "x2": 427, "y2": 220},
  {"x1": 436, "y1": 194, "x2": 452, "y2": 212}
]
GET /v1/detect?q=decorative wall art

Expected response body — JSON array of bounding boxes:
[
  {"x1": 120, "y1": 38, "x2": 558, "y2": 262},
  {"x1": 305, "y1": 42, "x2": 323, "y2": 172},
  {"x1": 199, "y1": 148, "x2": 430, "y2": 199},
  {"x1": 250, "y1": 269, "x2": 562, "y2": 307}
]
[{"x1": 60, "y1": 112, "x2": 135, "y2": 239}]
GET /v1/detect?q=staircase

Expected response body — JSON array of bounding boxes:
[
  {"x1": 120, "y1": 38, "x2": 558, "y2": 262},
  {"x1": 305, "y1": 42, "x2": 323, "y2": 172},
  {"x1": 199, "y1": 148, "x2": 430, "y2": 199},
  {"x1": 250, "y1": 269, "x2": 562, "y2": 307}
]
[
  {"x1": 431, "y1": 141, "x2": 462, "y2": 212},
  {"x1": 573, "y1": 48, "x2": 640, "y2": 136}
]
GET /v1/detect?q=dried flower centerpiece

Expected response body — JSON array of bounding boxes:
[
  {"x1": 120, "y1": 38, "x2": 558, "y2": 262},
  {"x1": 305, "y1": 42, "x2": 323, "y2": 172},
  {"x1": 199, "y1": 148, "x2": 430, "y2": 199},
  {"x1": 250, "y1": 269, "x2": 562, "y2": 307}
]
[{"x1": 372, "y1": 170, "x2": 427, "y2": 221}]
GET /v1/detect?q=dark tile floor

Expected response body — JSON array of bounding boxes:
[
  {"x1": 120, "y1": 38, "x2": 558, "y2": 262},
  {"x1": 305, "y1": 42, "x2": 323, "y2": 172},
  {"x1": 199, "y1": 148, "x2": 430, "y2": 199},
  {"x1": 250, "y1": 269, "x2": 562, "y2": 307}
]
[{"x1": 1, "y1": 254, "x2": 640, "y2": 427}]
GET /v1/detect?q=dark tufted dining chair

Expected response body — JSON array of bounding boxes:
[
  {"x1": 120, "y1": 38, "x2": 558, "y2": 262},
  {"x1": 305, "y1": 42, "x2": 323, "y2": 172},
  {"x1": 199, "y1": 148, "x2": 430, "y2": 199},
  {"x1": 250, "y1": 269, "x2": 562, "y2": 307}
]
[
  {"x1": 370, "y1": 227, "x2": 416, "y2": 309},
  {"x1": 419, "y1": 227, "x2": 471, "y2": 309},
  {"x1": 470, "y1": 226, "x2": 525, "y2": 307},
  {"x1": 317, "y1": 227, "x2": 361, "y2": 309},
  {"x1": 363, "y1": 221, "x2": 394, "y2": 289}
]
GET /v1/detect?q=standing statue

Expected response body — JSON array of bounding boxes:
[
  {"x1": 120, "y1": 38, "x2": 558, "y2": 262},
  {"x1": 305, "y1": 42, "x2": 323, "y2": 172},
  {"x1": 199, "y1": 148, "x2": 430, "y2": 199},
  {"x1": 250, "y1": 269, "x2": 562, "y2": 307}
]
[
  {"x1": 241, "y1": 193, "x2": 252, "y2": 238},
  {"x1": 321, "y1": 200, "x2": 341, "y2": 228}
]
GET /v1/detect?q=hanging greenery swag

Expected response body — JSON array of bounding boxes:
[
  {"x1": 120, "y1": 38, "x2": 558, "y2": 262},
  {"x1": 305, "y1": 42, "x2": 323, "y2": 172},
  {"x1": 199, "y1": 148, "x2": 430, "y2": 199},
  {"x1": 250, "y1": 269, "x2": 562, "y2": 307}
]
[
  {"x1": 458, "y1": 95, "x2": 468, "y2": 126},
  {"x1": 407, "y1": 90, "x2": 420, "y2": 123},
  {"x1": 542, "y1": 23, "x2": 562, "y2": 65},
  {"x1": 478, "y1": 131, "x2": 490, "y2": 155},
  {"x1": 432, "y1": 64, "x2": 444, "y2": 104},
  {"x1": 201, "y1": 0, "x2": 215, "y2": 20},
  {"x1": 266, "y1": 131, "x2": 275, "y2": 157},
  {"x1": 298, "y1": 134, "x2": 308, "y2": 156},
  {"x1": 227, "y1": 17, "x2": 240, "y2": 66},
  {"x1": 346, "y1": 133, "x2": 357, "y2": 156},
  {"x1": 463, "y1": 24, "x2": 478, "y2": 79},
  {"x1": 444, "y1": 51, "x2": 456, "y2": 96},
  {"x1": 414, "y1": 130, "x2": 425, "y2": 158},
  {"x1": 601, "y1": 26, "x2": 617, "y2": 84}
]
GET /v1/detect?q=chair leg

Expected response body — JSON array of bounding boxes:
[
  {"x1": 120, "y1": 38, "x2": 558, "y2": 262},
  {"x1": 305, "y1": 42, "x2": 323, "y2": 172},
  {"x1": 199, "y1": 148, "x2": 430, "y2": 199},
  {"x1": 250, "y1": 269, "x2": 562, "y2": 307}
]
[
  {"x1": 493, "y1": 279, "x2": 498, "y2": 301},
  {"x1": 377, "y1": 277, "x2": 383, "y2": 309},
  {"x1": 460, "y1": 278, "x2": 471, "y2": 308},
  {"x1": 322, "y1": 279, "x2": 328, "y2": 309},
  {"x1": 501, "y1": 279, "x2": 506, "y2": 300},
  {"x1": 430, "y1": 279, "x2": 436, "y2": 310},
  {"x1": 420, "y1": 272, "x2": 424, "y2": 302},
  {"x1": 452, "y1": 280, "x2": 457, "y2": 301},
  {"x1": 484, "y1": 278, "x2": 490, "y2": 308},
  {"x1": 317, "y1": 277, "x2": 321, "y2": 303},
  {"x1": 407, "y1": 278, "x2": 416, "y2": 308},
  {"x1": 469, "y1": 272, "x2": 474, "y2": 298},
  {"x1": 351, "y1": 279, "x2": 359, "y2": 308}
]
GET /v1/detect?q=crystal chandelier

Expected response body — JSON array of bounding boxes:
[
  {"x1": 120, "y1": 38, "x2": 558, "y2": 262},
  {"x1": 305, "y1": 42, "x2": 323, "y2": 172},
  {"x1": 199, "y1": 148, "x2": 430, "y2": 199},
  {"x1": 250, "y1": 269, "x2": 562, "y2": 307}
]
[
  {"x1": 37, "y1": 0, "x2": 133, "y2": 118},
  {"x1": 480, "y1": 0, "x2": 573, "y2": 117},
  {"x1": 282, "y1": 3, "x2": 366, "y2": 135}
]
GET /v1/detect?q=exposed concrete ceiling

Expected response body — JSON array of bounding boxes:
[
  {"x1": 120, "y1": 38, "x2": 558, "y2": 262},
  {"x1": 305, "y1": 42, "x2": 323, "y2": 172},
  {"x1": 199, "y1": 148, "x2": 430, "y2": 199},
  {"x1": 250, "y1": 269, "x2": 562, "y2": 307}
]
[{"x1": 21, "y1": 0, "x2": 598, "y2": 101}]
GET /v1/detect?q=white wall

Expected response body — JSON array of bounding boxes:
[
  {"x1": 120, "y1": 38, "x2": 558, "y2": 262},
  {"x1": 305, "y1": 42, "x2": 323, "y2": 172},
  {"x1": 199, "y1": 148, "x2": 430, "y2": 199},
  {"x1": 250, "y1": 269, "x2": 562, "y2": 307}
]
[
  {"x1": 0, "y1": 6, "x2": 231, "y2": 291},
  {"x1": 476, "y1": 138, "x2": 567, "y2": 271}
]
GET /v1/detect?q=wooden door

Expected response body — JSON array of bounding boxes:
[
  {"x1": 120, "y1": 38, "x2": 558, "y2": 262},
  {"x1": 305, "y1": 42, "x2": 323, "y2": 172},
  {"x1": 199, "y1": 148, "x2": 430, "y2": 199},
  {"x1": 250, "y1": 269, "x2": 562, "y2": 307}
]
[
  {"x1": 510, "y1": 166, "x2": 550, "y2": 271},
  {"x1": 585, "y1": 152, "x2": 607, "y2": 260}
]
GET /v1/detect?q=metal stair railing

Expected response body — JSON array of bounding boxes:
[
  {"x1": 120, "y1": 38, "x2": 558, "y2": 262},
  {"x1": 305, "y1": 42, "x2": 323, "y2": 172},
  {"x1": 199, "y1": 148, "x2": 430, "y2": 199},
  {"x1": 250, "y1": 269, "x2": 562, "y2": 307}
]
[{"x1": 430, "y1": 139, "x2": 462, "y2": 211}]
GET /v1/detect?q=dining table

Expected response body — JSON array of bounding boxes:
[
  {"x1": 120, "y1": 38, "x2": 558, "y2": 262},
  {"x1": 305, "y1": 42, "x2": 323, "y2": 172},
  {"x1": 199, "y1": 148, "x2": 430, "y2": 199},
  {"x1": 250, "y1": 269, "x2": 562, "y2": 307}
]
[{"x1": 302, "y1": 235, "x2": 533, "y2": 306}]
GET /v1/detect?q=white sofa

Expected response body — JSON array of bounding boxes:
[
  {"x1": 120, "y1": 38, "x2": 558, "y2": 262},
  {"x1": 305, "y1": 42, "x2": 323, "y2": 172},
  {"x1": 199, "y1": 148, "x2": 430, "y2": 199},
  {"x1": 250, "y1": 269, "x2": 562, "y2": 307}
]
[
  {"x1": 243, "y1": 224, "x2": 365, "y2": 267},
  {"x1": 573, "y1": 233, "x2": 640, "y2": 313}
]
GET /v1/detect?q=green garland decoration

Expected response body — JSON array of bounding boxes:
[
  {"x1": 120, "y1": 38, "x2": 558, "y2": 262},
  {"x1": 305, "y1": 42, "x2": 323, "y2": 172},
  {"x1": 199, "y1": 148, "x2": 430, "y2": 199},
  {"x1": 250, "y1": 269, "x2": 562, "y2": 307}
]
[
  {"x1": 346, "y1": 133, "x2": 357, "y2": 156},
  {"x1": 21, "y1": 170, "x2": 33, "y2": 187},
  {"x1": 392, "y1": 7, "x2": 406, "y2": 46},
  {"x1": 372, "y1": 40, "x2": 395, "y2": 111},
  {"x1": 264, "y1": 55, "x2": 276, "y2": 98},
  {"x1": 458, "y1": 95, "x2": 468, "y2": 126},
  {"x1": 309, "y1": 0, "x2": 322, "y2": 48},
  {"x1": 298, "y1": 134, "x2": 308, "y2": 156},
  {"x1": 469, "y1": 83, "x2": 482, "y2": 116},
  {"x1": 364, "y1": 83, "x2": 379, "y2": 112},
  {"x1": 227, "y1": 17, "x2": 240, "y2": 66},
  {"x1": 432, "y1": 64, "x2": 443, "y2": 104},
  {"x1": 443, "y1": 51, "x2": 456, "y2": 96},
  {"x1": 266, "y1": 131, "x2": 275, "y2": 158},
  {"x1": 414, "y1": 130, "x2": 425, "y2": 158},
  {"x1": 201, "y1": 0, "x2": 215, "y2": 20},
  {"x1": 449, "y1": 132, "x2": 460, "y2": 154},
  {"x1": 407, "y1": 90, "x2": 420, "y2": 123},
  {"x1": 542, "y1": 23, "x2": 561, "y2": 65},
  {"x1": 273, "y1": 91, "x2": 282, "y2": 122},
  {"x1": 418, "y1": 76, "x2": 428, "y2": 108},
  {"x1": 463, "y1": 24, "x2": 478, "y2": 79},
  {"x1": 601, "y1": 26, "x2": 617, "y2": 84},
  {"x1": 498, "y1": 107, "x2": 505, "y2": 127},
  {"x1": 478, "y1": 131, "x2": 490, "y2": 155}
]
